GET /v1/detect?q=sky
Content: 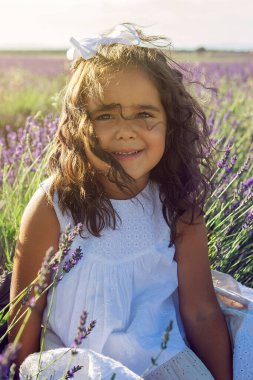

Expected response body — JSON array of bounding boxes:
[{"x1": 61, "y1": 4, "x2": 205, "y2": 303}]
[{"x1": 1, "y1": 0, "x2": 253, "y2": 51}]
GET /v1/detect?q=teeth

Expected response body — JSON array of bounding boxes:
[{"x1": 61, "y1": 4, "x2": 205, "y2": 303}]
[{"x1": 114, "y1": 151, "x2": 139, "y2": 155}]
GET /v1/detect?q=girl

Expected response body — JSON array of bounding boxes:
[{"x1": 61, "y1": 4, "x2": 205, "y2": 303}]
[{"x1": 8, "y1": 23, "x2": 252, "y2": 380}]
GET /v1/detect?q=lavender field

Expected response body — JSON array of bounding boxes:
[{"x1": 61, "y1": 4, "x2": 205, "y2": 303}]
[
  {"x1": 0, "y1": 54, "x2": 68, "y2": 129},
  {"x1": 0, "y1": 52, "x2": 253, "y2": 286}
]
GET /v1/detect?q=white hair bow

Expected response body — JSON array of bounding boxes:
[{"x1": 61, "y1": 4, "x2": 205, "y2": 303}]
[{"x1": 67, "y1": 23, "x2": 169, "y2": 60}]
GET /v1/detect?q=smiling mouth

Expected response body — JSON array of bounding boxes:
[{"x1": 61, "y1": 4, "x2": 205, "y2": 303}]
[
  {"x1": 113, "y1": 150, "x2": 140, "y2": 156},
  {"x1": 112, "y1": 150, "x2": 143, "y2": 160}
]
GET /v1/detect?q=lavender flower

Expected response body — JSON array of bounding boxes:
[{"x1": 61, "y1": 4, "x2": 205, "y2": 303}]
[
  {"x1": 57, "y1": 223, "x2": 83, "y2": 266},
  {"x1": 21, "y1": 223, "x2": 84, "y2": 307},
  {"x1": 0, "y1": 114, "x2": 59, "y2": 186},
  {"x1": 0, "y1": 342, "x2": 21, "y2": 380},
  {"x1": 65, "y1": 365, "x2": 83, "y2": 379},
  {"x1": 236, "y1": 156, "x2": 251, "y2": 178},
  {"x1": 160, "y1": 321, "x2": 173, "y2": 350},
  {"x1": 54, "y1": 224, "x2": 83, "y2": 282},
  {"x1": 241, "y1": 189, "x2": 253, "y2": 206},
  {"x1": 242, "y1": 210, "x2": 253, "y2": 230},
  {"x1": 71, "y1": 311, "x2": 96, "y2": 354},
  {"x1": 224, "y1": 164, "x2": 233, "y2": 174},
  {"x1": 217, "y1": 141, "x2": 233, "y2": 169},
  {"x1": 21, "y1": 285, "x2": 33, "y2": 306},
  {"x1": 214, "y1": 239, "x2": 222, "y2": 271},
  {"x1": 62, "y1": 247, "x2": 83, "y2": 273},
  {"x1": 34, "y1": 247, "x2": 56, "y2": 296},
  {"x1": 230, "y1": 154, "x2": 237, "y2": 165},
  {"x1": 239, "y1": 176, "x2": 253, "y2": 194},
  {"x1": 223, "y1": 110, "x2": 231, "y2": 122}
]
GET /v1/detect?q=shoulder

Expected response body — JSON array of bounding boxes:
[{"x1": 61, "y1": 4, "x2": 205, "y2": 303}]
[
  {"x1": 20, "y1": 182, "x2": 59, "y2": 237},
  {"x1": 176, "y1": 204, "x2": 204, "y2": 233},
  {"x1": 16, "y1": 185, "x2": 60, "y2": 274},
  {"x1": 15, "y1": 181, "x2": 60, "y2": 276}
]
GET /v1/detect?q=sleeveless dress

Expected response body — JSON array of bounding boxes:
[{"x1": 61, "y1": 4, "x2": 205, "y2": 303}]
[{"x1": 19, "y1": 178, "x2": 253, "y2": 379}]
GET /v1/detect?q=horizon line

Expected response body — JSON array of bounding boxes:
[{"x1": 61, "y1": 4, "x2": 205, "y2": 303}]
[{"x1": 0, "y1": 47, "x2": 253, "y2": 53}]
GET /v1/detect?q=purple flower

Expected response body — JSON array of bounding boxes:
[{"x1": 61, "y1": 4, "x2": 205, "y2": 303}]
[
  {"x1": 236, "y1": 156, "x2": 251, "y2": 178},
  {"x1": 242, "y1": 210, "x2": 253, "y2": 230},
  {"x1": 214, "y1": 239, "x2": 222, "y2": 270},
  {"x1": 0, "y1": 114, "x2": 59, "y2": 186},
  {"x1": 65, "y1": 365, "x2": 83, "y2": 379},
  {"x1": 58, "y1": 223, "x2": 83, "y2": 260},
  {"x1": 71, "y1": 311, "x2": 96, "y2": 354},
  {"x1": 62, "y1": 247, "x2": 83, "y2": 273},
  {"x1": 33, "y1": 223, "x2": 83, "y2": 294},
  {"x1": 224, "y1": 164, "x2": 232, "y2": 174},
  {"x1": 223, "y1": 110, "x2": 231, "y2": 122},
  {"x1": 217, "y1": 142, "x2": 233, "y2": 169},
  {"x1": 0, "y1": 342, "x2": 21, "y2": 380},
  {"x1": 230, "y1": 154, "x2": 237, "y2": 165},
  {"x1": 34, "y1": 247, "x2": 56, "y2": 296},
  {"x1": 242, "y1": 176, "x2": 253, "y2": 188}
]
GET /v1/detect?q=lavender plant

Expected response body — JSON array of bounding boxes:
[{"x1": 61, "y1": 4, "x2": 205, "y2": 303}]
[
  {"x1": 0, "y1": 114, "x2": 58, "y2": 270},
  {"x1": 0, "y1": 59, "x2": 253, "y2": 378}
]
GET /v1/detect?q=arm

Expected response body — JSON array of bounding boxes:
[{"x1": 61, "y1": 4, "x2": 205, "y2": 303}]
[
  {"x1": 8, "y1": 188, "x2": 60, "y2": 378},
  {"x1": 174, "y1": 208, "x2": 233, "y2": 380}
]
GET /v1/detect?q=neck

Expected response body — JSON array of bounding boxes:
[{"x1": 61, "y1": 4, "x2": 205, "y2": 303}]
[{"x1": 98, "y1": 175, "x2": 149, "y2": 200}]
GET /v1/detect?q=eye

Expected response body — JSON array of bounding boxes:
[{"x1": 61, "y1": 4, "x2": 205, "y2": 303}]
[
  {"x1": 138, "y1": 112, "x2": 152, "y2": 118},
  {"x1": 95, "y1": 114, "x2": 112, "y2": 120}
]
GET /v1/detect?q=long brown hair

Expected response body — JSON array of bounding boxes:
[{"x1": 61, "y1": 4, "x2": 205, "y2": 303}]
[{"x1": 47, "y1": 23, "x2": 216, "y2": 246}]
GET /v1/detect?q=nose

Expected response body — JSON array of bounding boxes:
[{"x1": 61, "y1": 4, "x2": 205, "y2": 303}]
[{"x1": 115, "y1": 118, "x2": 137, "y2": 140}]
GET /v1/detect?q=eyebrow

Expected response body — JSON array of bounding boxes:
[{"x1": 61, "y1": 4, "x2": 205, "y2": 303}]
[{"x1": 89, "y1": 103, "x2": 161, "y2": 115}]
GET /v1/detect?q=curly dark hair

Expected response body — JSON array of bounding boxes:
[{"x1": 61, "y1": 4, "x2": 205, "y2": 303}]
[{"x1": 47, "y1": 23, "x2": 216, "y2": 247}]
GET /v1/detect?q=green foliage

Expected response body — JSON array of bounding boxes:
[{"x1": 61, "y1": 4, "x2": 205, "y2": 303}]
[
  {"x1": 0, "y1": 67, "x2": 67, "y2": 129},
  {"x1": 0, "y1": 143, "x2": 52, "y2": 270}
]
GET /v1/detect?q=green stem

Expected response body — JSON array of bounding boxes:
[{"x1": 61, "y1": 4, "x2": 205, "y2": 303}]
[
  {"x1": 208, "y1": 201, "x2": 252, "y2": 234},
  {"x1": 1, "y1": 272, "x2": 62, "y2": 343},
  {"x1": 59, "y1": 354, "x2": 74, "y2": 380},
  {"x1": 32, "y1": 347, "x2": 74, "y2": 378},
  {"x1": 37, "y1": 251, "x2": 64, "y2": 380}
]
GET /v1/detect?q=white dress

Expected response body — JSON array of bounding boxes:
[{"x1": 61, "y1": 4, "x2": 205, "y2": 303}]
[{"x1": 19, "y1": 178, "x2": 253, "y2": 380}]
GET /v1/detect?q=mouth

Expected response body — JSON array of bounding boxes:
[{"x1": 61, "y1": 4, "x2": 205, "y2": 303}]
[{"x1": 112, "y1": 150, "x2": 143, "y2": 161}]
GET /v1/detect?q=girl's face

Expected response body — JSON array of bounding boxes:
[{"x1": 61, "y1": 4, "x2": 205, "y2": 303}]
[{"x1": 85, "y1": 68, "x2": 167, "y2": 198}]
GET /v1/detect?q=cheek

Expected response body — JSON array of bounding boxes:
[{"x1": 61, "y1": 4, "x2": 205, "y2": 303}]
[
  {"x1": 146, "y1": 129, "x2": 166, "y2": 158},
  {"x1": 148, "y1": 127, "x2": 166, "y2": 148}
]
